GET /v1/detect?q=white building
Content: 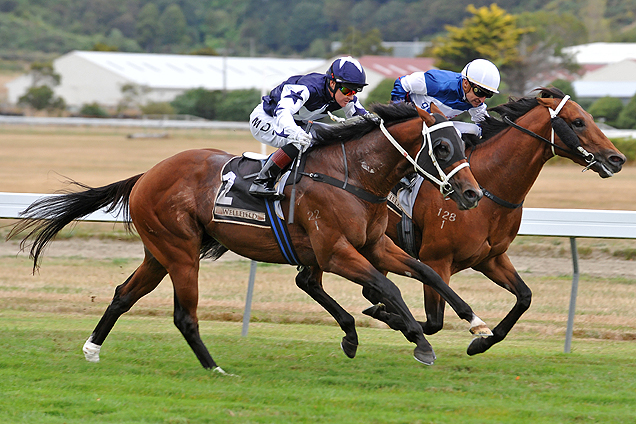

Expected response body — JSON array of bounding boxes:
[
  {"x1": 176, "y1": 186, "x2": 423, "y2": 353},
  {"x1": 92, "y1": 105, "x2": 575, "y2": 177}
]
[
  {"x1": 6, "y1": 51, "x2": 328, "y2": 109},
  {"x1": 563, "y1": 43, "x2": 636, "y2": 102},
  {"x1": 5, "y1": 50, "x2": 439, "y2": 111}
]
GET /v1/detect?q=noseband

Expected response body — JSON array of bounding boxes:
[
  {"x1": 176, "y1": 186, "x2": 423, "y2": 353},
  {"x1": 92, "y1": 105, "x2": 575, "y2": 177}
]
[
  {"x1": 503, "y1": 95, "x2": 597, "y2": 171},
  {"x1": 379, "y1": 119, "x2": 469, "y2": 197}
]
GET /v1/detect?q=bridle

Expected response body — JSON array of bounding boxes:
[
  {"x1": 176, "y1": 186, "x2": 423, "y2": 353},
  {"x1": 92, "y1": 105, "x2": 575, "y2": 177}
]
[
  {"x1": 502, "y1": 95, "x2": 598, "y2": 171},
  {"x1": 380, "y1": 119, "x2": 469, "y2": 198}
]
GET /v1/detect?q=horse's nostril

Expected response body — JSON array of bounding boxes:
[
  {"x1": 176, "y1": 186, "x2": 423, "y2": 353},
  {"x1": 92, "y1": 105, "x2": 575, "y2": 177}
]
[
  {"x1": 610, "y1": 154, "x2": 626, "y2": 165},
  {"x1": 464, "y1": 189, "x2": 481, "y2": 201}
]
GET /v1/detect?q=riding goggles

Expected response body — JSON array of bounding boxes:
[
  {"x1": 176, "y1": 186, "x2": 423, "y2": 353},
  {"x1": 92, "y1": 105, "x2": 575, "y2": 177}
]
[
  {"x1": 470, "y1": 82, "x2": 494, "y2": 99},
  {"x1": 339, "y1": 85, "x2": 362, "y2": 96}
]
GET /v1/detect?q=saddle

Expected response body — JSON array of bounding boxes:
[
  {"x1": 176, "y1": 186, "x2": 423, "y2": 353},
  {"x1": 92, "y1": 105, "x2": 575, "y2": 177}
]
[{"x1": 213, "y1": 153, "x2": 301, "y2": 265}]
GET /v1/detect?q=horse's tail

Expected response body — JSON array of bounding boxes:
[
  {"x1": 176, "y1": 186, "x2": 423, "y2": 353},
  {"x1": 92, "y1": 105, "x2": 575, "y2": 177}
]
[{"x1": 7, "y1": 173, "x2": 144, "y2": 271}]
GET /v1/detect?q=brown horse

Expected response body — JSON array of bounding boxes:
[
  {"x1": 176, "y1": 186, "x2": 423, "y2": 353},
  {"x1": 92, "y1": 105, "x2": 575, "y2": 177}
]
[
  {"x1": 360, "y1": 87, "x2": 626, "y2": 355},
  {"x1": 9, "y1": 102, "x2": 489, "y2": 372}
]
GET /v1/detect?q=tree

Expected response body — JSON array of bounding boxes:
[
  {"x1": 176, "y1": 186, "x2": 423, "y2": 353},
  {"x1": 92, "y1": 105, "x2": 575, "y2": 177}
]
[
  {"x1": 136, "y1": 3, "x2": 162, "y2": 52},
  {"x1": 616, "y1": 94, "x2": 636, "y2": 129},
  {"x1": 160, "y1": 4, "x2": 189, "y2": 46},
  {"x1": 19, "y1": 62, "x2": 65, "y2": 111},
  {"x1": 28, "y1": 62, "x2": 61, "y2": 87},
  {"x1": 429, "y1": 4, "x2": 527, "y2": 72},
  {"x1": 335, "y1": 27, "x2": 391, "y2": 57},
  {"x1": 171, "y1": 88, "x2": 223, "y2": 120},
  {"x1": 215, "y1": 89, "x2": 261, "y2": 121},
  {"x1": 284, "y1": 2, "x2": 328, "y2": 53},
  {"x1": 79, "y1": 102, "x2": 109, "y2": 117},
  {"x1": 588, "y1": 96, "x2": 623, "y2": 126},
  {"x1": 18, "y1": 86, "x2": 65, "y2": 111},
  {"x1": 118, "y1": 83, "x2": 151, "y2": 113}
]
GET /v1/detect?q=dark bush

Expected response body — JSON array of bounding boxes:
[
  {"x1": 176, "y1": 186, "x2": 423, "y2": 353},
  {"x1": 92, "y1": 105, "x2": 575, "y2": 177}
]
[
  {"x1": 79, "y1": 102, "x2": 109, "y2": 117},
  {"x1": 171, "y1": 88, "x2": 260, "y2": 121},
  {"x1": 588, "y1": 96, "x2": 623, "y2": 127}
]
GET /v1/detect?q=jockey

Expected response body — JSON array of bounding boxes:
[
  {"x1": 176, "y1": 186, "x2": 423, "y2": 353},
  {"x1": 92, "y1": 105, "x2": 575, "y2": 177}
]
[
  {"x1": 249, "y1": 56, "x2": 369, "y2": 200},
  {"x1": 391, "y1": 58, "x2": 500, "y2": 138}
]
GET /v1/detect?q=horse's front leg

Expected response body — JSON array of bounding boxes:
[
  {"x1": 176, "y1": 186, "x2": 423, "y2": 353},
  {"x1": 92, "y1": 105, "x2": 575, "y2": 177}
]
[
  {"x1": 318, "y1": 242, "x2": 436, "y2": 365},
  {"x1": 295, "y1": 266, "x2": 359, "y2": 358},
  {"x1": 362, "y1": 259, "x2": 450, "y2": 336},
  {"x1": 369, "y1": 236, "x2": 492, "y2": 338},
  {"x1": 468, "y1": 253, "x2": 532, "y2": 355}
]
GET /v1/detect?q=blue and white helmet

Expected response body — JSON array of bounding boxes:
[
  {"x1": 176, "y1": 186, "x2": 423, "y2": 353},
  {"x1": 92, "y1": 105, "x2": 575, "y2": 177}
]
[{"x1": 327, "y1": 56, "x2": 367, "y2": 91}]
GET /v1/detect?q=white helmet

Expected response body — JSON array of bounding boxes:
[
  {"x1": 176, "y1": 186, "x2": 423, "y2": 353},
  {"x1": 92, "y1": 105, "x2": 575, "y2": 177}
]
[{"x1": 461, "y1": 59, "x2": 500, "y2": 94}]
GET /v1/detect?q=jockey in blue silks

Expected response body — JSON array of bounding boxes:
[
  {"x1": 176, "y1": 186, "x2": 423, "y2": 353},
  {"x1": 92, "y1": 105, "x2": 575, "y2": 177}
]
[{"x1": 391, "y1": 58, "x2": 501, "y2": 138}]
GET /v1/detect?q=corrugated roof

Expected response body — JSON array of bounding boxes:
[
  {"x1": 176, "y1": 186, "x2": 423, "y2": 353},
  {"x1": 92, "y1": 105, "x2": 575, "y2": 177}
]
[{"x1": 69, "y1": 51, "x2": 328, "y2": 91}]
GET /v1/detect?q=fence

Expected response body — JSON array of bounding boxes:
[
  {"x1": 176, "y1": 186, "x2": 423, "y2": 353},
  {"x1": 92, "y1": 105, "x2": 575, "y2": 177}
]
[{"x1": 2, "y1": 192, "x2": 636, "y2": 352}]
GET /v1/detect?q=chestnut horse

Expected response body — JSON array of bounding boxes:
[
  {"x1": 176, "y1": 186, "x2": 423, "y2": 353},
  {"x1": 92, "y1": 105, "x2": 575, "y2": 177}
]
[
  {"x1": 9, "y1": 102, "x2": 489, "y2": 372},
  {"x1": 361, "y1": 87, "x2": 626, "y2": 355}
]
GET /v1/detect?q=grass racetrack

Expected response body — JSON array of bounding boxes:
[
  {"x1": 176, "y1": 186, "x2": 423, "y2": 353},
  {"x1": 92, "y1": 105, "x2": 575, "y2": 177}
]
[{"x1": 0, "y1": 125, "x2": 635, "y2": 423}]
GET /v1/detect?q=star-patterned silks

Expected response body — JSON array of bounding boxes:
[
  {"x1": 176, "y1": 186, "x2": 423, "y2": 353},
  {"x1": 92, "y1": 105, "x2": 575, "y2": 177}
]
[
  {"x1": 284, "y1": 89, "x2": 304, "y2": 104},
  {"x1": 275, "y1": 128, "x2": 290, "y2": 138}
]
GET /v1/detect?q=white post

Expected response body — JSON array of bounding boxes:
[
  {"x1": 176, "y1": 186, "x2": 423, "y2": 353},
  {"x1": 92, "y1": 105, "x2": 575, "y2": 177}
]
[
  {"x1": 564, "y1": 237, "x2": 579, "y2": 353},
  {"x1": 241, "y1": 260, "x2": 258, "y2": 337}
]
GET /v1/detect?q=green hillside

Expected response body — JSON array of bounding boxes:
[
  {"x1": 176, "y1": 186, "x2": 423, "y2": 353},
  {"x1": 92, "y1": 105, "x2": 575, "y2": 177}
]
[{"x1": 1, "y1": 0, "x2": 635, "y2": 59}]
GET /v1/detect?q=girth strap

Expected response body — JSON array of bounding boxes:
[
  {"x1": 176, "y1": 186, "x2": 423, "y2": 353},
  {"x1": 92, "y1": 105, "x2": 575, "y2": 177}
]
[{"x1": 300, "y1": 171, "x2": 388, "y2": 204}]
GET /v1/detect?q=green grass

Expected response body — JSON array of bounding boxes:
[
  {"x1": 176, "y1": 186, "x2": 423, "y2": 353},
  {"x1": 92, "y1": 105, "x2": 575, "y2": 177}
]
[{"x1": 1, "y1": 311, "x2": 635, "y2": 423}]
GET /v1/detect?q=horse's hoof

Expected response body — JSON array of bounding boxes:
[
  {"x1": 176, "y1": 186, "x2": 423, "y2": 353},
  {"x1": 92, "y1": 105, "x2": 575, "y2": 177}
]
[
  {"x1": 361, "y1": 303, "x2": 385, "y2": 318},
  {"x1": 340, "y1": 339, "x2": 358, "y2": 358},
  {"x1": 467, "y1": 337, "x2": 490, "y2": 356},
  {"x1": 469, "y1": 317, "x2": 493, "y2": 337},
  {"x1": 470, "y1": 324, "x2": 493, "y2": 337},
  {"x1": 413, "y1": 345, "x2": 436, "y2": 366},
  {"x1": 213, "y1": 366, "x2": 238, "y2": 377},
  {"x1": 83, "y1": 338, "x2": 101, "y2": 363}
]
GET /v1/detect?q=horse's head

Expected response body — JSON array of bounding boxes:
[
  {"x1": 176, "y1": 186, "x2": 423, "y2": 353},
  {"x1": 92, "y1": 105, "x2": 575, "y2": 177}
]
[
  {"x1": 537, "y1": 89, "x2": 626, "y2": 178},
  {"x1": 414, "y1": 106, "x2": 482, "y2": 210}
]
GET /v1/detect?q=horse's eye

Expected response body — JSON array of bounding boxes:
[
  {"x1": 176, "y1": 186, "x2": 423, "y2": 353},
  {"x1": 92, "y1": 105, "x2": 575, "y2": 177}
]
[
  {"x1": 572, "y1": 118, "x2": 585, "y2": 129},
  {"x1": 433, "y1": 141, "x2": 451, "y2": 160}
]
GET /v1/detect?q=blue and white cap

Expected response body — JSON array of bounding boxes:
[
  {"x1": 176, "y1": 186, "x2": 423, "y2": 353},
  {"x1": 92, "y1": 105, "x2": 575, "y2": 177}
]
[{"x1": 327, "y1": 56, "x2": 367, "y2": 91}]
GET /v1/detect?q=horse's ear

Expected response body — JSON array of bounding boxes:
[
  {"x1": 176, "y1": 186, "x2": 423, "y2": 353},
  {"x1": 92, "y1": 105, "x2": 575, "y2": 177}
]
[
  {"x1": 429, "y1": 102, "x2": 445, "y2": 117},
  {"x1": 416, "y1": 105, "x2": 436, "y2": 127},
  {"x1": 537, "y1": 96, "x2": 556, "y2": 108}
]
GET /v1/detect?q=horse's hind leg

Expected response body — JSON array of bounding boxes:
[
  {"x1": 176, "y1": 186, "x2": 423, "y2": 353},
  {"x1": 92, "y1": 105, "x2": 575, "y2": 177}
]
[
  {"x1": 83, "y1": 250, "x2": 168, "y2": 362},
  {"x1": 168, "y1": 261, "x2": 219, "y2": 370},
  {"x1": 295, "y1": 266, "x2": 358, "y2": 358}
]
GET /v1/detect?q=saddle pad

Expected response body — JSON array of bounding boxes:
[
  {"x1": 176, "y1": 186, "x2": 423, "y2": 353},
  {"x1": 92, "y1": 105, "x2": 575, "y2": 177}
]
[
  {"x1": 213, "y1": 154, "x2": 301, "y2": 265},
  {"x1": 213, "y1": 155, "x2": 269, "y2": 227}
]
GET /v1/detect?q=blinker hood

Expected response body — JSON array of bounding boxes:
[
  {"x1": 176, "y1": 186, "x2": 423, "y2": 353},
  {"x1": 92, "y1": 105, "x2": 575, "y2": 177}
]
[
  {"x1": 415, "y1": 121, "x2": 466, "y2": 178},
  {"x1": 550, "y1": 116, "x2": 581, "y2": 151}
]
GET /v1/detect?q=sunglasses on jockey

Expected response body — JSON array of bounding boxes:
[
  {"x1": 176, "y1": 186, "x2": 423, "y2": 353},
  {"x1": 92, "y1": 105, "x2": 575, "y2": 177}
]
[
  {"x1": 468, "y1": 81, "x2": 494, "y2": 99},
  {"x1": 338, "y1": 83, "x2": 363, "y2": 96}
]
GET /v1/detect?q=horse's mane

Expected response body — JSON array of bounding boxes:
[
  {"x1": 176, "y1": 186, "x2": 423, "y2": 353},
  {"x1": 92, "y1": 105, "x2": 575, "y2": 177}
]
[
  {"x1": 478, "y1": 86, "x2": 567, "y2": 143},
  {"x1": 311, "y1": 101, "x2": 418, "y2": 147}
]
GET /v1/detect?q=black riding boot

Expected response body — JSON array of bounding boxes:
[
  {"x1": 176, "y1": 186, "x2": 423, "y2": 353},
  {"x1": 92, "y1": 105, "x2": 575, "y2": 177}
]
[
  {"x1": 249, "y1": 157, "x2": 284, "y2": 200},
  {"x1": 249, "y1": 145, "x2": 299, "y2": 200}
]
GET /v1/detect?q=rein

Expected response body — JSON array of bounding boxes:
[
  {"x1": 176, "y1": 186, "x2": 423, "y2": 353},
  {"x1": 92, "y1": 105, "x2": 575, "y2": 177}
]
[
  {"x1": 379, "y1": 119, "x2": 469, "y2": 198},
  {"x1": 502, "y1": 95, "x2": 597, "y2": 171},
  {"x1": 297, "y1": 114, "x2": 470, "y2": 205}
]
